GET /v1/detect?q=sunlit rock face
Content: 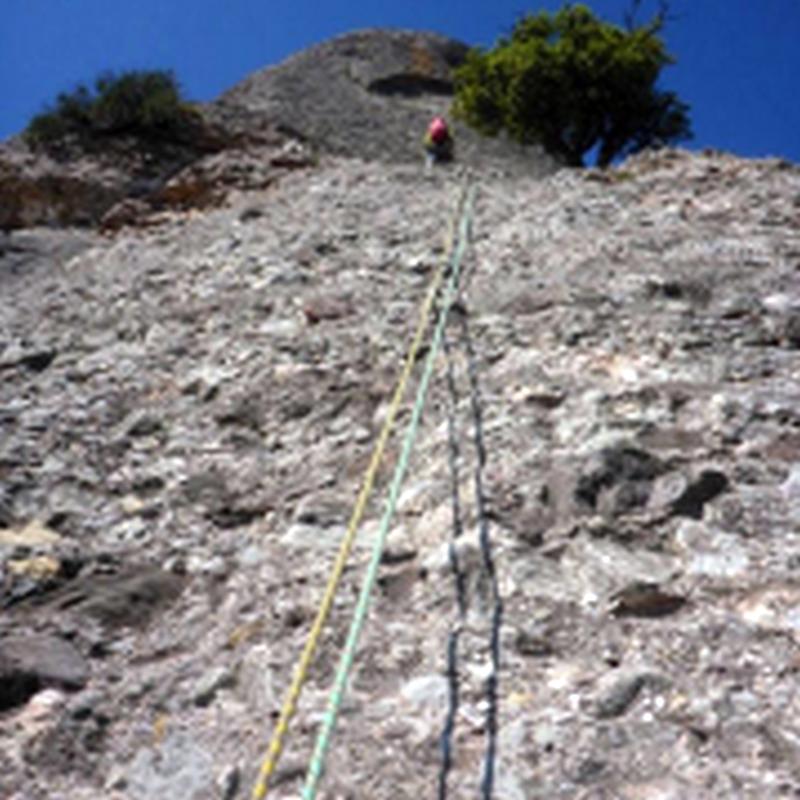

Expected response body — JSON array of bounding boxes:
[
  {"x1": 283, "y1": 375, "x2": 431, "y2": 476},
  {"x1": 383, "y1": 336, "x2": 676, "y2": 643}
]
[{"x1": 2, "y1": 28, "x2": 800, "y2": 800}]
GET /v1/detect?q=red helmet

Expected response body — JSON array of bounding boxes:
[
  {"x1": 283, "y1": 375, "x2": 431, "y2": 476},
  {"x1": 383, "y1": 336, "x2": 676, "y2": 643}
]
[{"x1": 429, "y1": 116, "x2": 448, "y2": 143}]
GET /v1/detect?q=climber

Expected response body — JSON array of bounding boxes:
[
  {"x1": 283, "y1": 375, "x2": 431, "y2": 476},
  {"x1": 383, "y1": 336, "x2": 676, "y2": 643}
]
[{"x1": 423, "y1": 116, "x2": 454, "y2": 167}]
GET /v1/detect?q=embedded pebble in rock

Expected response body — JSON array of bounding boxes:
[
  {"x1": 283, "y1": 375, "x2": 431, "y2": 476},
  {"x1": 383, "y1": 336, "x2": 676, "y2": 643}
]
[
  {"x1": 1, "y1": 34, "x2": 800, "y2": 799},
  {"x1": 590, "y1": 668, "x2": 667, "y2": 720},
  {"x1": 217, "y1": 763, "x2": 241, "y2": 800},
  {"x1": 192, "y1": 666, "x2": 237, "y2": 708},
  {"x1": 124, "y1": 731, "x2": 216, "y2": 800},
  {"x1": 676, "y1": 520, "x2": 751, "y2": 579}
]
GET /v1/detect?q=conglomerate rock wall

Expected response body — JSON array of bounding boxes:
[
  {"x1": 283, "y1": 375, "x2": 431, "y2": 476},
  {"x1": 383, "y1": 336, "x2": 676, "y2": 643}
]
[{"x1": 1, "y1": 146, "x2": 800, "y2": 799}]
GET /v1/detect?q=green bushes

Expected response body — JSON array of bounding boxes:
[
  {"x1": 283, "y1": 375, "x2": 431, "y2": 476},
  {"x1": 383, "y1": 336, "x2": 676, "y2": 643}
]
[
  {"x1": 25, "y1": 70, "x2": 199, "y2": 151},
  {"x1": 453, "y1": 4, "x2": 692, "y2": 167}
]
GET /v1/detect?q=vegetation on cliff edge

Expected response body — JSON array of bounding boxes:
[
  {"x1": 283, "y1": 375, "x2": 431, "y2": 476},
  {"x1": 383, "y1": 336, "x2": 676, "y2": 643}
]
[
  {"x1": 453, "y1": 3, "x2": 692, "y2": 167},
  {"x1": 25, "y1": 70, "x2": 201, "y2": 153}
]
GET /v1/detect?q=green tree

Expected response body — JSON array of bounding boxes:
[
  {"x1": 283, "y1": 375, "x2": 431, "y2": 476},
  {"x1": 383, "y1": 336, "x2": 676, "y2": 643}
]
[
  {"x1": 25, "y1": 69, "x2": 198, "y2": 151},
  {"x1": 92, "y1": 70, "x2": 186, "y2": 135},
  {"x1": 453, "y1": 4, "x2": 691, "y2": 167}
]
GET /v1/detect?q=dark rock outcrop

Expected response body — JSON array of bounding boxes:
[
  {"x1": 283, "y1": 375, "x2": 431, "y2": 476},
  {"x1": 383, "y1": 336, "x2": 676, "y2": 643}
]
[{"x1": 0, "y1": 635, "x2": 88, "y2": 710}]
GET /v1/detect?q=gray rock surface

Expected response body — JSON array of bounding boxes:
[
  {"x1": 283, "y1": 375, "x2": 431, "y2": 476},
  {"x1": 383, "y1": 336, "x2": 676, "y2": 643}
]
[
  {"x1": 221, "y1": 28, "x2": 555, "y2": 173},
  {"x1": 1, "y1": 29, "x2": 800, "y2": 800}
]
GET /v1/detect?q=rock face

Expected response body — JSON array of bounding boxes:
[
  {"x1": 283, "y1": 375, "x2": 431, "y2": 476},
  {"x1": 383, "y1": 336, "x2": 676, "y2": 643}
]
[
  {"x1": 2, "y1": 28, "x2": 800, "y2": 800},
  {"x1": 0, "y1": 123, "x2": 315, "y2": 231},
  {"x1": 220, "y1": 28, "x2": 550, "y2": 171},
  {"x1": 0, "y1": 137, "x2": 141, "y2": 230}
]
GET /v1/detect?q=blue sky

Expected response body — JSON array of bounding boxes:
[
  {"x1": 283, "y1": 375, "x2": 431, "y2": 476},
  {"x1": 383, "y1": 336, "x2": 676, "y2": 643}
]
[{"x1": 2, "y1": 1, "x2": 798, "y2": 163}]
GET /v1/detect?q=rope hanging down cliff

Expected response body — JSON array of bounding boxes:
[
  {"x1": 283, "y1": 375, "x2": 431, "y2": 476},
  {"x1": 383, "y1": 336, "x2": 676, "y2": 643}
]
[
  {"x1": 300, "y1": 182, "x2": 478, "y2": 800},
  {"x1": 250, "y1": 180, "x2": 475, "y2": 800},
  {"x1": 438, "y1": 279, "x2": 504, "y2": 800},
  {"x1": 438, "y1": 318, "x2": 470, "y2": 800}
]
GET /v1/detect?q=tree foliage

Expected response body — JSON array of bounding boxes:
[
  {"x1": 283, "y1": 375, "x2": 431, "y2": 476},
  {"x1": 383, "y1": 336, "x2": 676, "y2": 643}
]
[
  {"x1": 25, "y1": 70, "x2": 199, "y2": 152},
  {"x1": 453, "y1": 4, "x2": 691, "y2": 167}
]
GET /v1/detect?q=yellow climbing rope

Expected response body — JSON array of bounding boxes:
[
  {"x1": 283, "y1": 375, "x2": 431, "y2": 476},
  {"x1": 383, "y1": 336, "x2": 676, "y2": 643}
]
[{"x1": 251, "y1": 180, "x2": 472, "y2": 799}]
